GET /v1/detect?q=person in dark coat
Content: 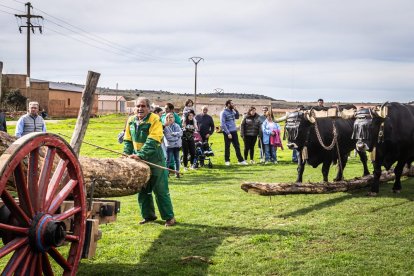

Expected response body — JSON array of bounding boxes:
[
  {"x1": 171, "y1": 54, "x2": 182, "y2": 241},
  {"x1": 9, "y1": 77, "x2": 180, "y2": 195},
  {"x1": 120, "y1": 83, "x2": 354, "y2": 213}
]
[
  {"x1": 195, "y1": 105, "x2": 215, "y2": 142},
  {"x1": 240, "y1": 106, "x2": 261, "y2": 164},
  {"x1": 0, "y1": 109, "x2": 6, "y2": 133},
  {"x1": 182, "y1": 110, "x2": 198, "y2": 170}
]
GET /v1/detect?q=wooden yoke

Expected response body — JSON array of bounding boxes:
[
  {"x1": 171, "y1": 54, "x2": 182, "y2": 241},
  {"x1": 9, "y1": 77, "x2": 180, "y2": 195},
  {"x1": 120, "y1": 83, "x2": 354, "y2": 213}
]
[{"x1": 305, "y1": 106, "x2": 357, "y2": 123}]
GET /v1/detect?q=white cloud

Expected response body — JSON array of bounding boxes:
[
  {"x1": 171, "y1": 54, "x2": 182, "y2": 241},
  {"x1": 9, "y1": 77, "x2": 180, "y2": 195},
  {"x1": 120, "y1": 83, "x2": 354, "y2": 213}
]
[{"x1": 0, "y1": 0, "x2": 413, "y2": 102}]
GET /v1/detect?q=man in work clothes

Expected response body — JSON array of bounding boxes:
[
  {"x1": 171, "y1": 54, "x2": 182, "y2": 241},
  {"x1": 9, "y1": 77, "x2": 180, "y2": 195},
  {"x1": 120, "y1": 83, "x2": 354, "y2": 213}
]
[
  {"x1": 124, "y1": 97, "x2": 176, "y2": 227},
  {"x1": 220, "y1": 99, "x2": 248, "y2": 166},
  {"x1": 15, "y1": 101, "x2": 46, "y2": 138}
]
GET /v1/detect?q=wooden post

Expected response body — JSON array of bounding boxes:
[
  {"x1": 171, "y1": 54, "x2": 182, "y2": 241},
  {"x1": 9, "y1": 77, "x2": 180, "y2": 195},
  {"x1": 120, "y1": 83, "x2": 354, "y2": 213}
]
[{"x1": 70, "y1": 71, "x2": 100, "y2": 156}]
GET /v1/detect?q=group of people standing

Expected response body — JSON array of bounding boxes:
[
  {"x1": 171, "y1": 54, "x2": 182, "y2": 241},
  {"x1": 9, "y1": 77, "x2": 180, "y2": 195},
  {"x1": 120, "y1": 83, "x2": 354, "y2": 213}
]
[
  {"x1": 159, "y1": 100, "x2": 215, "y2": 177},
  {"x1": 221, "y1": 100, "x2": 283, "y2": 165}
]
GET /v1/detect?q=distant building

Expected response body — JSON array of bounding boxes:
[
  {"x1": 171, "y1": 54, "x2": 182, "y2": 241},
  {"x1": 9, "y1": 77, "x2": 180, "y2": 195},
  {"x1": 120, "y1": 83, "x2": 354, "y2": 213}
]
[
  {"x1": 98, "y1": 95, "x2": 126, "y2": 114},
  {"x1": 1, "y1": 74, "x2": 98, "y2": 117}
]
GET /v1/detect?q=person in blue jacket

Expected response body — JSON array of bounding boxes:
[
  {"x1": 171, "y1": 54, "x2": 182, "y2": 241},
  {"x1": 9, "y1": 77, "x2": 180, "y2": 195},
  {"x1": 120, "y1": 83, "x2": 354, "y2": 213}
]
[{"x1": 220, "y1": 99, "x2": 247, "y2": 166}]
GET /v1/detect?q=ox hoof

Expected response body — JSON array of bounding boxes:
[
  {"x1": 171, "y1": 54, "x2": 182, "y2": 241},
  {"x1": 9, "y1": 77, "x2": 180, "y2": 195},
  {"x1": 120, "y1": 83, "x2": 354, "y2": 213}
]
[
  {"x1": 366, "y1": 192, "x2": 378, "y2": 197},
  {"x1": 392, "y1": 189, "x2": 401, "y2": 194}
]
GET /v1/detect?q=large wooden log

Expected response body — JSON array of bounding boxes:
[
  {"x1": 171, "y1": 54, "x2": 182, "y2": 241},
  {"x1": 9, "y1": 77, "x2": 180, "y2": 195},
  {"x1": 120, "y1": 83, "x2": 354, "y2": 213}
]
[
  {"x1": 79, "y1": 156, "x2": 150, "y2": 197},
  {"x1": 241, "y1": 167, "x2": 414, "y2": 195},
  {"x1": 0, "y1": 131, "x2": 150, "y2": 197}
]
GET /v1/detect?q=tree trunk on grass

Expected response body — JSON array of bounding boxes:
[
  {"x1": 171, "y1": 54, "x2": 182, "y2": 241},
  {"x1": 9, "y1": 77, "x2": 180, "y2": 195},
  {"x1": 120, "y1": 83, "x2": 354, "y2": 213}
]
[
  {"x1": 0, "y1": 131, "x2": 150, "y2": 197},
  {"x1": 241, "y1": 167, "x2": 414, "y2": 196}
]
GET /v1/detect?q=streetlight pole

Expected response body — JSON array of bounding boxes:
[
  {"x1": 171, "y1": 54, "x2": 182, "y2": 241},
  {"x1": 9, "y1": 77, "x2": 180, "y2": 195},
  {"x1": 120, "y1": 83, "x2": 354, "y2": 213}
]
[{"x1": 189, "y1": 57, "x2": 204, "y2": 112}]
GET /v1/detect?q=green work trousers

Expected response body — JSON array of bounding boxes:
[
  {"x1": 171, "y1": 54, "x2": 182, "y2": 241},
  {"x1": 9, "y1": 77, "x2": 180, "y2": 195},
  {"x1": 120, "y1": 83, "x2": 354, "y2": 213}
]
[{"x1": 138, "y1": 170, "x2": 174, "y2": 220}]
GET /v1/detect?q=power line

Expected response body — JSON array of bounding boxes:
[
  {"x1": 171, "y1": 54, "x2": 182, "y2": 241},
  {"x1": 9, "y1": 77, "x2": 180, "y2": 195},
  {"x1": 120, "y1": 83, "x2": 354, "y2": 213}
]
[
  {"x1": 32, "y1": 6, "x2": 182, "y2": 64},
  {"x1": 0, "y1": 8, "x2": 14, "y2": 15},
  {"x1": 0, "y1": 2, "x2": 23, "y2": 12},
  {"x1": 4, "y1": 0, "x2": 185, "y2": 66}
]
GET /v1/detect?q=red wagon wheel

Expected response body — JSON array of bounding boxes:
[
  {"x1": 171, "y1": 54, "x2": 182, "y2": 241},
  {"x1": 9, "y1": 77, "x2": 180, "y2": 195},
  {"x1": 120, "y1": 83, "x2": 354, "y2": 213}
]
[{"x1": 0, "y1": 132, "x2": 86, "y2": 275}]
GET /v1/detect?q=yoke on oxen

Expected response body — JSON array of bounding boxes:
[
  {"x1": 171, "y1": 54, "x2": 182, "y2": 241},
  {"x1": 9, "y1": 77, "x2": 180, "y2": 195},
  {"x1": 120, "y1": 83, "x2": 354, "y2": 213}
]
[{"x1": 281, "y1": 105, "x2": 370, "y2": 183}]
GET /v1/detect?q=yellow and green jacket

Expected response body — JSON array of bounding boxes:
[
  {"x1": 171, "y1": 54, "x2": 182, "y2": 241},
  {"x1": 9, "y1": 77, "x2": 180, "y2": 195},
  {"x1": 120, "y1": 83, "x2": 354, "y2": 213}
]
[{"x1": 123, "y1": 113, "x2": 165, "y2": 174}]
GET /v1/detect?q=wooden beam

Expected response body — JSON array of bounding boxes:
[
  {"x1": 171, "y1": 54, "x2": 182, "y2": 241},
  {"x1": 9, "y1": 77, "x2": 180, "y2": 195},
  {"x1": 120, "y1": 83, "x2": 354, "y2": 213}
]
[{"x1": 70, "y1": 71, "x2": 100, "y2": 156}]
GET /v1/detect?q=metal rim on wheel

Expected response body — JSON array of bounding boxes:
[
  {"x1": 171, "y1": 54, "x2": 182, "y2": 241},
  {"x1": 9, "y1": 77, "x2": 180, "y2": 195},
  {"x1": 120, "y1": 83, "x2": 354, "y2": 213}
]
[{"x1": 0, "y1": 132, "x2": 86, "y2": 275}]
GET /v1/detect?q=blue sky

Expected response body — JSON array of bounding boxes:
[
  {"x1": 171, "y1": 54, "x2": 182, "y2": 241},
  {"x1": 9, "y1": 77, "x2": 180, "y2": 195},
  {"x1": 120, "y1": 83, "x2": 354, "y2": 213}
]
[{"x1": 1, "y1": 0, "x2": 413, "y2": 103}]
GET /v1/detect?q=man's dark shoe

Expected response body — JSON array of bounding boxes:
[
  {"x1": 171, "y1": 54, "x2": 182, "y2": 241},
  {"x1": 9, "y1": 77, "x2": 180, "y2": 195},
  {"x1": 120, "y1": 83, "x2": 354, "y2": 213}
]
[
  {"x1": 139, "y1": 216, "x2": 157, "y2": 224},
  {"x1": 165, "y1": 217, "x2": 176, "y2": 227}
]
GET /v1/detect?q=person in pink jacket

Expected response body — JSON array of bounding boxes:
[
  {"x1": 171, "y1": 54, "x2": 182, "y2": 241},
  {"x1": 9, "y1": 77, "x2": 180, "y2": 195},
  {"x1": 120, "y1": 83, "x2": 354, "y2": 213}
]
[{"x1": 261, "y1": 111, "x2": 282, "y2": 164}]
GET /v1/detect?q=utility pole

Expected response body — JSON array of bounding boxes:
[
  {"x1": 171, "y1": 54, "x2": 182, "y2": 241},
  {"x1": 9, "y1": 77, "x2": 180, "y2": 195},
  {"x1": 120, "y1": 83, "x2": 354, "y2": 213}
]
[
  {"x1": 15, "y1": 2, "x2": 43, "y2": 100},
  {"x1": 15, "y1": 2, "x2": 43, "y2": 79},
  {"x1": 189, "y1": 57, "x2": 204, "y2": 112}
]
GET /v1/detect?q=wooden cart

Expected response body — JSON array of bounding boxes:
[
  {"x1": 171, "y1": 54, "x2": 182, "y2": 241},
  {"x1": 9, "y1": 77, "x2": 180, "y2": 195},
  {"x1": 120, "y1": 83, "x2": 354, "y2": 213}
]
[{"x1": 0, "y1": 132, "x2": 120, "y2": 275}]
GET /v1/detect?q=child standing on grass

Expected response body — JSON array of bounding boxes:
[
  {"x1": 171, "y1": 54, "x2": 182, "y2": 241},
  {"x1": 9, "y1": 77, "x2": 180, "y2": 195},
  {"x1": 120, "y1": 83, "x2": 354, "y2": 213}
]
[{"x1": 163, "y1": 112, "x2": 183, "y2": 178}]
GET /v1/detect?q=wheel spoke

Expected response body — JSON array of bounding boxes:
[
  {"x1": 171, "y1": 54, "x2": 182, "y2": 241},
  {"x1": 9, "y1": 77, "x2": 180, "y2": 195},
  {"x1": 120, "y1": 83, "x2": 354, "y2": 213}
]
[
  {"x1": 29, "y1": 253, "x2": 39, "y2": 276},
  {"x1": 2, "y1": 245, "x2": 30, "y2": 275},
  {"x1": 48, "y1": 179, "x2": 78, "y2": 214},
  {"x1": 48, "y1": 247, "x2": 72, "y2": 271},
  {"x1": 38, "y1": 147, "x2": 57, "y2": 212},
  {"x1": 0, "y1": 237, "x2": 28, "y2": 259},
  {"x1": 65, "y1": 234, "x2": 80, "y2": 242},
  {"x1": 13, "y1": 162, "x2": 34, "y2": 217},
  {"x1": 42, "y1": 252, "x2": 54, "y2": 276},
  {"x1": 16, "y1": 250, "x2": 33, "y2": 275},
  {"x1": 28, "y1": 149, "x2": 40, "y2": 211},
  {"x1": 35, "y1": 252, "x2": 43, "y2": 275},
  {"x1": 53, "y1": 206, "x2": 81, "y2": 221},
  {"x1": 0, "y1": 223, "x2": 29, "y2": 235},
  {"x1": 45, "y1": 159, "x2": 69, "y2": 211},
  {"x1": 1, "y1": 190, "x2": 30, "y2": 226}
]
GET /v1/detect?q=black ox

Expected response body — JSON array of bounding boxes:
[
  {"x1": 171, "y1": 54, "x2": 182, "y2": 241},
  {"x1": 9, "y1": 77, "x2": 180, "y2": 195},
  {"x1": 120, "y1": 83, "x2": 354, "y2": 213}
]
[
  {"x1": 353, "y1": 102, "x2": 414, "y2": 195},
  {"x1": 285, "y1": 106, "x2": 370, "y2": 183}
]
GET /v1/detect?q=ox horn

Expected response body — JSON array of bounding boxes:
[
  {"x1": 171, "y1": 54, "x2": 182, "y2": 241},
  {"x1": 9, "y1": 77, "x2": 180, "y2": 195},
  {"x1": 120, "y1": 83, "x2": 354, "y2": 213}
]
[
  {"x1": 372, "y1": 102, "x2": 388, "y2": 118},
  {"x1": 275, "y1": 112, "x2": 289, "y2": 123},
  {"x1": 304, "y1": 110, "x2": 315, "y2": 123}
]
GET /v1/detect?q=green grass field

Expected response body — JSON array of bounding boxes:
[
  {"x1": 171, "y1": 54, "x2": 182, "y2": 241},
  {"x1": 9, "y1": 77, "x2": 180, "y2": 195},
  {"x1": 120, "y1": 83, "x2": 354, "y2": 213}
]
[{"x1": 4, "y1": 114, "x2": 414, "y2": 275}]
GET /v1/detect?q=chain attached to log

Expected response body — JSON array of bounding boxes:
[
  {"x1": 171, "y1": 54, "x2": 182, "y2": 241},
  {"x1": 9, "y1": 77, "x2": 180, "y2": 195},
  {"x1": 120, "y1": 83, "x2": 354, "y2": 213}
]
[{"x1": 312, "y1": 117, "x2": 343, "y2": 176}]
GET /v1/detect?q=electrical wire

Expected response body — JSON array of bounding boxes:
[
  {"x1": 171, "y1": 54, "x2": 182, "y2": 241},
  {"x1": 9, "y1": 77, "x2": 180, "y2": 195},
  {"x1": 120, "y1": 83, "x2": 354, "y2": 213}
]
[
  {"x1": 2, "y1": 0, "x2": 186, "y2": 65},
  {"x1": 33, "y1": 6, "x2": 183, "y2": 64},
  {"x1": 0, "y1": 2, "x2": 23, "y2": 13}
]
